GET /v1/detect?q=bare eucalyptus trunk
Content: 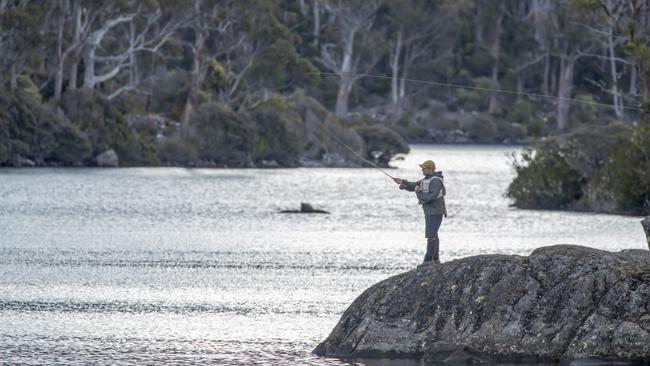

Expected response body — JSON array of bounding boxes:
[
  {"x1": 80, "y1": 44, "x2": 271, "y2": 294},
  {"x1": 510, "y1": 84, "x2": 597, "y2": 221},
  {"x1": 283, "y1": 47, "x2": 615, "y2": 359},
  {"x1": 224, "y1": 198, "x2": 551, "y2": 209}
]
[
  {"x1": 390, "y1": 29, "x2": 403, "y2": 119},
  {"x1": 181, "y1": 31, "x2": 206, "y2": 125},
  {"x1": 607, "y1": 26, "x2": 623, "y2": 119},
  {"x1": 488, "y1": 2, "x2": 505, "y2": 114},
  {"x1": 557, "y1": 55, "x2": 576, "y2": 131},
  {"x1": 312, "y1": 0, "x2": 320, "y2": 49},
  {"x1": 550, "y1": 58, "x2": 557, "y2": 96},
  {"x1": 542, "y1": 51, "x2": 550, "y2": 96},
  {"x1": 474, "y1": 2, "x2": 483, "y2": 51},
  {"x1": 82, "y1": 50, "x2": 95, "y2": 89},
  {"x1": 68, "y1": 0, "x2": 81, "y2": 91},
  {"x1": 129, "y1": 22, "x2": 138, "y2": 85},
  {"x1": 69, "y1": 63, "x2": 78, "y2": 90},
  {"x1": 335, "y1": 29, "x2": 356, "y2": 119},
  {"x1": 9, "y1": 63, "x2": 17, "y2": 92},
  {"x1": 54, "y1": 0, "x2": 65, "y2": 102},
  {"x1": 629, "y1": 60, "x2": 637, "y2": 95}
]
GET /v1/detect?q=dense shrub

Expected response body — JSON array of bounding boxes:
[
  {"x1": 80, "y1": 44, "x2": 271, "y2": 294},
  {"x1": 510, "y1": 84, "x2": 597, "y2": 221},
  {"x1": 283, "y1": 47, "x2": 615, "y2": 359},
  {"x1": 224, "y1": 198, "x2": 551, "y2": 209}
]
[
  {"x1": 525, "y1": 119, "x2": 546, "y2": 137},
  {"x1": 506, "y1": 99, "x2": 535, "y2": 124},
  {"x1": 507, "y1": 142, "x2": 584, "y2": 209},
  {"x1": 0, "y1": 89, "x2": 91, "y2": 165},
  {"x1": 61, "y1": 89, "x2": 159, "y2": 166},
  {"x1": 507, "y1": 123, "x2": 649, "y2": 215},
  {"x1": 251, "y1": 103, "x2": 302, "y2": 166},
  {"x1": 596, "y1": 124, "x2": 650, "y2": 215},
  {"x1": 354, "y1": 124, "x2": 409, "y2": 166},
  {"x1": 149, "y1": 70, "x2": 190, "y2": 120},
  {"x1": 158, "y1": 137, "x2": 198, "y2": 165},
  {"x1": 187, "y1": 102, "x2": 256, "y2": 166},
  {"x1": 462, "y1": 114, "x2": 497, "y2": 143}
]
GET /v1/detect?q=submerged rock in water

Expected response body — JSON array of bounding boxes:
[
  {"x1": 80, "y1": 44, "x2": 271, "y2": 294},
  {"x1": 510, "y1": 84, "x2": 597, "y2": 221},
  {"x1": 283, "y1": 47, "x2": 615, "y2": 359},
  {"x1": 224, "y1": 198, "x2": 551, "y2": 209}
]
[
  {"x1": 280, "y1": 202, "x2": 330, "y2": 214},
  {"x1": 314, "y1": 245, "x2": 650, "y2": 364}
]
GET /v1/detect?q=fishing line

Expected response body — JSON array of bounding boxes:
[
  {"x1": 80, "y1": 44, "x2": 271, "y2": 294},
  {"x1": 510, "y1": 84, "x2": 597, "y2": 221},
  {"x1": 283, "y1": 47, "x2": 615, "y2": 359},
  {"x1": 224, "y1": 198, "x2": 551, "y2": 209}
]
[
  {"x1": 312, "y1": 117, "x2": 396, "y2": 179},
  {"x1": 307, "y1": 72, "x2": 646, "y2": 112}
]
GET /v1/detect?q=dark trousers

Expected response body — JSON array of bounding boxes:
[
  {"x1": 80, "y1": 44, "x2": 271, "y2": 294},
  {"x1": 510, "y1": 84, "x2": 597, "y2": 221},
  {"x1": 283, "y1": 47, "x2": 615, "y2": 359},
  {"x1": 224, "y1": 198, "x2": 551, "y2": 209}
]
[{"x1": 424, "y1": 214, "x2": 443, "y2": 262}]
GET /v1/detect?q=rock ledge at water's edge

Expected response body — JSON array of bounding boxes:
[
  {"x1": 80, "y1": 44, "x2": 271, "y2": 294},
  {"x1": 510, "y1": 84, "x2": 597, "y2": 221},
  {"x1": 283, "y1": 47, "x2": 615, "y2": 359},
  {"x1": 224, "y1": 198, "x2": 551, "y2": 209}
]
[{"x1": 314, "y1": 245, "x2": 650, "y2": 364}]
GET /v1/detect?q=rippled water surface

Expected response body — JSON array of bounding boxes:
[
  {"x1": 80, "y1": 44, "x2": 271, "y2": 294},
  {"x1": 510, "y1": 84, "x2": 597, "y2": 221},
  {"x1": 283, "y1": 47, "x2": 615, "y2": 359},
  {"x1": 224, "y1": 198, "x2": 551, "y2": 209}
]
[{"x1": 0, "y1": 145, "x2": 645, "y2": 365}]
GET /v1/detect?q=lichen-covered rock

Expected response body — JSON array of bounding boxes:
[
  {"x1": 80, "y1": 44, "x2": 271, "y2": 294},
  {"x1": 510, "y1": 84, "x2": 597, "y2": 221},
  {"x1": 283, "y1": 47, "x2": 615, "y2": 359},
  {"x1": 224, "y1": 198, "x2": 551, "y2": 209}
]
[
  {"x1": 314, "y1": 245, "x2": 650, "y2": 364},
  {"x1": 95, "y1": 149, "x2": 119, "y2": 167}
]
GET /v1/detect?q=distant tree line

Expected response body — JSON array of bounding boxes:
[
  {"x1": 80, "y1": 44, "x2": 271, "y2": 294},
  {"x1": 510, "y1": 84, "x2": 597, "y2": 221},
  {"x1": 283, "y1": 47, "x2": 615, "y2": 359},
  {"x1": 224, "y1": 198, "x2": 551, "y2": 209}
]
[{"x1": 0, "y1": 0, "x2": 649, "y2": 198}]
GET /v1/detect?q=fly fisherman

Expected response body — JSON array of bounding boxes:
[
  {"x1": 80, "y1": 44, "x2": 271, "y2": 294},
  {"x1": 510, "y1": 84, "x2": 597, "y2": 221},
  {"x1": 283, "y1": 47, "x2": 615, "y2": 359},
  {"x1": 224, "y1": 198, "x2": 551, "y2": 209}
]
[{"x1": 393, "y1": 160, "x2": 447, "y2": 264}]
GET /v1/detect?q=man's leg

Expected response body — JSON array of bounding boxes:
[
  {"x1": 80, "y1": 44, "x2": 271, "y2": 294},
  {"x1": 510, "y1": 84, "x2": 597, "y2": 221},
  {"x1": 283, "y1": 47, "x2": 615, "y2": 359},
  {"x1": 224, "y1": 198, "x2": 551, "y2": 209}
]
[
  {"x1": 433, "y1": 238, "x2": 440, "y2": 263},
  {"x1": 424, "y1": 214, "x2": 443, "y2": 263},
  {"x1": 424, "y1": 237, "x2": 438, "y2": 262}
]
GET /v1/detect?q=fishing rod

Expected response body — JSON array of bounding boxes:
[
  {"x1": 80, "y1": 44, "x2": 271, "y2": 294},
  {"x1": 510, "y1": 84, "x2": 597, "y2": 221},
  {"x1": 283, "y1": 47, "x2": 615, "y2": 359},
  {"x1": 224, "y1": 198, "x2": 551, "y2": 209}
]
[{"x1": 307, "y1": 72, "x2": 646, "y2": 112}]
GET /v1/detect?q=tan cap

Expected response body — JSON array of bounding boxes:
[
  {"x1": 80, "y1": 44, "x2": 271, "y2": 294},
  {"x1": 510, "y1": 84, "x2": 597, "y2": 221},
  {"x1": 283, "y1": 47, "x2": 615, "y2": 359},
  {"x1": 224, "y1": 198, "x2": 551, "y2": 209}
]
[{"x1": 419, "y1": 160, "x2": 436, "y2": 170}]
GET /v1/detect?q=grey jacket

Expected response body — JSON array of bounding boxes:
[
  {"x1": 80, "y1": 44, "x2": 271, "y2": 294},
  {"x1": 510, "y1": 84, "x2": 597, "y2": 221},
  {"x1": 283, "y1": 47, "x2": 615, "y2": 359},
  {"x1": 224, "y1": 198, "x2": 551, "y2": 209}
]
[{"x1": 401, "y1": 171, "x2": 446, "y2": 215}]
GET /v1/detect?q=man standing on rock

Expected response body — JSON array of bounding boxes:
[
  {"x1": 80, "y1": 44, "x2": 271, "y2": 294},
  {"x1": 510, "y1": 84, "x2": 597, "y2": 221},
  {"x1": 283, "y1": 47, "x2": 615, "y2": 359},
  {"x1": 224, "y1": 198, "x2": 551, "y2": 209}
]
[{"x1": 393, "y1": 160, "x2": 447, "y2": 264}]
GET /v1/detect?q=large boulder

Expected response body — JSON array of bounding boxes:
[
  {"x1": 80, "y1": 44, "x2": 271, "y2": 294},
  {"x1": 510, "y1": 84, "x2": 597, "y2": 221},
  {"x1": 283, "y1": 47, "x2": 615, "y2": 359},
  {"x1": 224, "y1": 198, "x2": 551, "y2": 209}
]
[
  {"x1": 314, "y1": 245, "x2": 650, "y2": 364},
  {"x1": 95, "y1": 149, "x2": 119, "y2": 167}
]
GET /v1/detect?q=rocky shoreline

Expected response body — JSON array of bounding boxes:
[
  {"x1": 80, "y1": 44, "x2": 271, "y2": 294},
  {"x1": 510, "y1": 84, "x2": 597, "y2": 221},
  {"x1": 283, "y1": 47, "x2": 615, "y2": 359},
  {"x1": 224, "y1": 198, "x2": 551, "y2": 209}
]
[{"x1": 314, "y1": 245, "x2": 650, "y2": 364}]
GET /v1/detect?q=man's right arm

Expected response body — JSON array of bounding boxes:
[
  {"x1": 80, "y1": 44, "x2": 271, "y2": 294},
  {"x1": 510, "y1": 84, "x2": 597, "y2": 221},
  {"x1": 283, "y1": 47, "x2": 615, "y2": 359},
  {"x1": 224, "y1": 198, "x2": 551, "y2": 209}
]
[
  {"x1": 400, "y1": 180, "x2": 417, "y2": 192},
  {"x1": 393, "y1": 177, "x2": 417, "y2": 191}
]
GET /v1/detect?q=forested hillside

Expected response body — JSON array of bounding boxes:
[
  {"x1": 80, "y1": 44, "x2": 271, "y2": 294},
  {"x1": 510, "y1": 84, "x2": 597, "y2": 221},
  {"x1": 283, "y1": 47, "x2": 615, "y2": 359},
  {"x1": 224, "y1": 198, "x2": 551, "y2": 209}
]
[{"x1": 0, "y1": 0, "x2": 649, "y2": 171}]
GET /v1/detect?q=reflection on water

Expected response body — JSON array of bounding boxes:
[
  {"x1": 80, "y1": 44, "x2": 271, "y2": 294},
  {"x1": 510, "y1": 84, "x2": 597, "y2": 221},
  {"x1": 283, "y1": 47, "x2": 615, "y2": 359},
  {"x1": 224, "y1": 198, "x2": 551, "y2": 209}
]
[{"x1": 0, "y1": 145, "x2": 645, "y2": 365}]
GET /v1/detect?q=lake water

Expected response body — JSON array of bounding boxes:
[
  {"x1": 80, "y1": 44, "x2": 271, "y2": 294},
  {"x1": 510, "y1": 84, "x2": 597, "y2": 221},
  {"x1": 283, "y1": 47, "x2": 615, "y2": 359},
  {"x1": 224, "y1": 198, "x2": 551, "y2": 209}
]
[{"x1": 0, "y1": 145, "x2": 646, "y2": 365}]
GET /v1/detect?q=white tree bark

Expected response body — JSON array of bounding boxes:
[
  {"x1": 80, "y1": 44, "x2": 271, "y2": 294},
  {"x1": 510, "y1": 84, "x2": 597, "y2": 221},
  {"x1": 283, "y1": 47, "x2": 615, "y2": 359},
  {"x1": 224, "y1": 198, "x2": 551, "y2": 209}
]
[
  {"x1": 557, "y1": 54, "x2": 578, "y2": 130},
  {"x1": 607, "y1": 25, "x2": 624, "y2": 119},
  {"x1": 390, "y1": 29, "x2": 402, "y2": 113},
  {"x1": 81, "y1": 5, "x2": 179, "y2": 92},
  {"x1": 318, "y1": 0, "x2": 382, "y2": 119},
  {"x1": 488, "y1": 1, "x2": 505, "y2": 114},
  {"x1": 312, "y1": 0, "x2": 320, "y2": 48},
  {"x1": 82, "y1": 13, "x2": 137, "y2": 89},
  {"x1": 181, "y1": 29, "x2": 206, "y2": 125},
  {"x1": 334, "y1": 29, "x2": 357, "y2": 118}
]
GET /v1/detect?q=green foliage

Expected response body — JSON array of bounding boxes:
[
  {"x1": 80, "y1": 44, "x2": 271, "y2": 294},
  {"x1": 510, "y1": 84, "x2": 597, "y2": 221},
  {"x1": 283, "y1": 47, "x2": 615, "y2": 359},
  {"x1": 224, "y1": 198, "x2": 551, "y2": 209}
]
[
  {"x1": 506, "y1": 100, "x2": 535, "y2": 124},
  {"x1": 507, "y1": 143, "x2": 584, "y2": 209},
  {"x1": 597, "y1": 124, "x2": 650, "y2": 215},
  {"x1": 252, "y1": 39, "x2": 298, "y2": 85},
  {"x1": 354, "y1": 125, "x2": 409, "y2": 157},
  {"x1": 525, "y1": 120, "x2": 546, "y2": 137},
  {"x1": 111, "y1": 114, "x2": 160, "y2": 166},
  {"x1": 456, "y1": 78, "x2": 492, "y2": 111},
  {"x1": 187, "y1": 102, "x2": 256, "y2": 166},
  {"x1": 16, "y1": 75, "x2": 41, "y2": 102},
  {"x1": 569, "y1": 0, "x2": 601, "y2": 14},
  {"x1": 150, "y1": 70, "x2": 190, "y2": 118},
  {"x1": 570, "y1": 94, "x2": 598, "y2": 126},
  {"x1": 507, "y1": 123, "x2": 650, "y2": 214},
  {"x1": 463, "y1": 115, "x2": 497, "y2": 143},
  {"x1": 204, "y1": 59, "x2": 228, "y2": 92},
  {"x1": 495, "y1": 120, "x2": 525, "y2": 143},
  {"x1": 51, "y1": 124, "x2": 92, "y2": 165},
  {"x1": 0, "y1": 89, "x2": 91, "y2": 166},
  {"x1": 61, "y1": 89, "x2": 158, "y2": 166},
  {"x1": 62, "y1": 89, "x2": 116, "y2": 153},
  {"x1": 158, "y1": 137, "x2": 198, "y2": 164},
  {"x1": 251, "y1": 105, "x2": 302, "y2": 166}
]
